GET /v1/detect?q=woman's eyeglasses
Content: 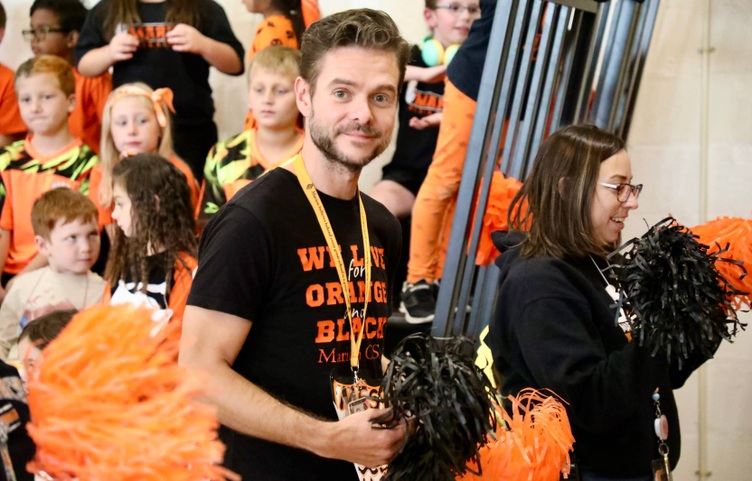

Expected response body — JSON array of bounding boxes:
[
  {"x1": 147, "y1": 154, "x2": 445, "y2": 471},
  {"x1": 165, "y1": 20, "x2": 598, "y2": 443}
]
[
  {"x1": 599, "y1": 182, "x2": 643, "y2": 203},
  {"x1": 22, "y1": 26, "x2": 66, "y2": 41}
]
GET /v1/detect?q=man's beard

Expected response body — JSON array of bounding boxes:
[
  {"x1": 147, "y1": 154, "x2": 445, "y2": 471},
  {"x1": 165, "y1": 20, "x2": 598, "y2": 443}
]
[{"x1": 309, "y1": 109, "x2": 390, "y2": 173}]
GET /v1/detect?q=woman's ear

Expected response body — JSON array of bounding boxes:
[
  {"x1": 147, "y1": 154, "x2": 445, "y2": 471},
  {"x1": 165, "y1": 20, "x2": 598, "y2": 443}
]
[
  {"x1": 557, "y1": 177, "x2": 568, "y2": 199},
  {"x1": 154, "y1": 195, "x2": 160, "y2": 213}
]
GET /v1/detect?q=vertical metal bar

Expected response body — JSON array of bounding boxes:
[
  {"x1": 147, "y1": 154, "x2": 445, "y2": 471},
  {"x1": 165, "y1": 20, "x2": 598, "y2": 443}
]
[
  {"x1": 431, "y1": 0, "x2": 518, "y2": 338},
  {"x1": 502, "y1": 0, "x2": 543, "y2": 181},
  {"x1": 606, "y1": 2, "x2": 640, "y2": 131},
  {"x1": 619, "y1": 0, "x2": 661, "y2": 138},
  {"x1": 465, "y1": 264, "x2": 502, "y2": 340},
  {"x1": 529, "y1": 5, "x2": 569, "y2": 169},
  {"x1": 573, "y1": 5, "x2": 607, "y2": 123},
  {"x1": 548, "y1": 7, "x2": 580, "y2": 135},
  {"x1": 591, "y1": 0, "x2": 634, "y2": 128},
  {"x1": 513, "y1": 3, "x2": 557, "y2": 177}
]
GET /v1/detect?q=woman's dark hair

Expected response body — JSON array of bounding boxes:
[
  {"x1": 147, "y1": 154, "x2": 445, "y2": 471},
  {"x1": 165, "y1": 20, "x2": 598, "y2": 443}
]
[
  {"x1": 508, "y1": 124, "x2": 626, "y2": 259},
  {"x1": 106, "y1": 153, "x2": 197, "y2": 299},
  {"x1": 103, "y1": 0, "x2": 201, "y2": 40}
]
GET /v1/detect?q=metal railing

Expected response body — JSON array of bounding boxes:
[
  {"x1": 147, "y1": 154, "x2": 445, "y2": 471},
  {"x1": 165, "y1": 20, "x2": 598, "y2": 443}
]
[{"x1": 432, "y1": 0, "x2": 661, "y2": 338}]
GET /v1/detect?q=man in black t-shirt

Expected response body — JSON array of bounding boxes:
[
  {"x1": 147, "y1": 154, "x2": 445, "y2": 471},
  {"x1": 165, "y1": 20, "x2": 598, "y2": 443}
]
[{"x1": 180, "y1": 9, "x2": 412, "y2": 481}]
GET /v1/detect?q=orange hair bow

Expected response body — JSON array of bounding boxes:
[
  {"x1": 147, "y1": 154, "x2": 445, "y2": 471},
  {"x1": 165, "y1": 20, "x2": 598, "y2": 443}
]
[{"x1": 110, "y1": 85, "x2": 176, "y2": 128}]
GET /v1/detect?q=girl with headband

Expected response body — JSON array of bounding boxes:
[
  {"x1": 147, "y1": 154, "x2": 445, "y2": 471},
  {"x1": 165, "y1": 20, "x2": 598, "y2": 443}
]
[{"x1": 96, "y1": 83, "x2": 199, "y2": 221}]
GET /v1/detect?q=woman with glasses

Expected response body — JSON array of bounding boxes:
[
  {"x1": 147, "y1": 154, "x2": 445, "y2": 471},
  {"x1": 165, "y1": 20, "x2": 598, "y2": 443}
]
[{"x1": 488, "y1": 124, "x2": 710, "y2": 481}]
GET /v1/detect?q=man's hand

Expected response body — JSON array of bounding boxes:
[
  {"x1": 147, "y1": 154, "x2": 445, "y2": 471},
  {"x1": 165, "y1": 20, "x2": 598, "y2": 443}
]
[
  {"x1": 317, "y1": 408, "x2": 408, "y2": 468},
  {"x1": 405, "y1": 64, "x2": 448, "y2": 84}
]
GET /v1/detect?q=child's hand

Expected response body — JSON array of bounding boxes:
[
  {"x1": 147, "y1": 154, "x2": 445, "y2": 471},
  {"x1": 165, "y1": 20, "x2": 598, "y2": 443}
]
[
  {"x1": 405, "y1": 64, "x2": 448, "y2": 84},
  {"x1": 108, "y1": 32, "x2": 138, "y2": 62},
  {"x1": 167, "y1": 24, "x2": 208, "y2": 55},
  {"x1": 409, "y1": 112, "x2": 443, "y2": 130}
]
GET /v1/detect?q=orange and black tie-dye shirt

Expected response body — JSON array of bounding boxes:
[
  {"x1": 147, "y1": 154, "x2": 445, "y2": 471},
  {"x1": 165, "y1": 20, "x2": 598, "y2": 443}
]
[{"x1": 0, "y1": 138, "x2": 98, "y2": 274}]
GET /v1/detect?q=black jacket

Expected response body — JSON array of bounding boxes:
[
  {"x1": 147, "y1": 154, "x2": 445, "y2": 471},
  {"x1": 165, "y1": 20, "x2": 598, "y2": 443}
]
[{"x1": 488, "y1": 231, "x2": 712, "y2": 476}]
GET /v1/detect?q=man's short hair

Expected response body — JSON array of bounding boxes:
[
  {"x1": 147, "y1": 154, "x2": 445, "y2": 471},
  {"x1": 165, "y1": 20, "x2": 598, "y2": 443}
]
[
  {"x1": 249, "y1": 45, "x2": 301, "y2": 82},
  {"x1": 31, "y1": 187, "x2": 98, "y2": 240},
  {"x1": 299, "y1": 8, "x2": 411, "y2": 93},
  {"x1": 30, "y1": 0, "x2": 88, "y2": 33},
  {"x1": 15, "y1": 55, "x2": 76, "y2": 96}
]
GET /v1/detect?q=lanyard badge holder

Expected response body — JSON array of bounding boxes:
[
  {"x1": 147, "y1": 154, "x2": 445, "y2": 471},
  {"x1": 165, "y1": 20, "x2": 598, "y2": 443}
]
[
  {"x1": 291, "y1": 155, "x2": 378, "y2": 417},
  {"x1": 651, "y1": 390, "x2": 673, "y2": 481}
]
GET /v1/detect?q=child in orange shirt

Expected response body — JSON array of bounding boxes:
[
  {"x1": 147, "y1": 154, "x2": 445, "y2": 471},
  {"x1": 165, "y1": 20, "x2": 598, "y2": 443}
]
[
  {"x1": 23, "y1": 0, "x2": 112, "y2": 154},
  {"x1": 242, "y1": 0, "x2": 319, "y2": 130},
  {"x1": 107, "y1": 153, "x2": 197, "y2": 330},
  {"x1": 0, "y1": 1, "x2": 27, "y2": 147},
  {"x1": 0, "y1": 55, "x2": 98, "y2": 292},
  {"x1": 200, "y1": 46, "x2": 302, "y2": 225},
  {"x1": 96, "y1": 83, "x2": 200, "y2": 221}
]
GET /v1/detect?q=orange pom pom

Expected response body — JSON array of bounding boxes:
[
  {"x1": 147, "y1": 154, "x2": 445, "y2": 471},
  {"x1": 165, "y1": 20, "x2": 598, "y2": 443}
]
[
  {"x1": 457, "y1": 388, "x2": 574, "y2": 481},
  {"x1": 25, "y1": 304, "x2": 238, "y2": 481},
  {"x1": 691, "y1": 216, "x2": 752, "y2": 309},
  {"x1": 476, "y1": 172, "x2": 523, "y2": 266}
]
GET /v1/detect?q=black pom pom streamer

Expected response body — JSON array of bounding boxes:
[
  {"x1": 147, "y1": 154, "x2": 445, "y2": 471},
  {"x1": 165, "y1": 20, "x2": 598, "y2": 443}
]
[
  {"x1": 608, "y1": 217, "x2": 747, "y2": 368},
  {"x1": 375, "y1": 333, "x2": 497, "y2": 481}
]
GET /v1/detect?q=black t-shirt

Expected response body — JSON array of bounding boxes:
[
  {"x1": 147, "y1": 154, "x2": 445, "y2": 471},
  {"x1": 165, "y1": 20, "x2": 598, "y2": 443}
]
[
  {"x1": 110, "y1": 252, "x2": 169, "y2": 310},
  {"x1": 188, "y1": 167, "x2": 401, "y2": 480},
  {"x1": 75, "y1": 0, "x2": 244, "y2": 127},
  {"x1": 382, "y1": 44, "x2": 445, "y2": 191}
]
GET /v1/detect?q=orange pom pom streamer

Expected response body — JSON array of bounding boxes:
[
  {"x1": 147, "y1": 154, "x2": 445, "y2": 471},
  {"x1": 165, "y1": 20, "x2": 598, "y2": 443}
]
[
  {"x1": 25, "y1": 304, "x2": 238, "y2": 481},
  {"x1": 691, "y1": 216, "x2": 752, "y2": 309},
  {"x1": 475, "y1": 172, "x2": 523, "y2": 266},
  {"x1": 457, "y1": 389, "x2": 574, "y2": 481}
]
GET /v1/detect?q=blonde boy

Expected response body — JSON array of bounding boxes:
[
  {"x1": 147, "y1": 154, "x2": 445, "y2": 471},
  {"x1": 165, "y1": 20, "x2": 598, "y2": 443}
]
[
  {"x1": 199, "y1": 45, "x2": 303, "y2": 225},
  {"x1": 0, "y1": 188, "x2": 107, "y2": 361},
  {"x1": 0, "y1": 55, "x2": 98, "y2": 290}
]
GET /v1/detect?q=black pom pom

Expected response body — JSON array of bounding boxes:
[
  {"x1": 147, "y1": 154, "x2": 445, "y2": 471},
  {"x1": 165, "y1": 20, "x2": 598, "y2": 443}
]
[
  {"x1": 375, "y1": 334, "x2": 497, "y2": 481},
  {"x1": 608, "y1": 217, "x2": 746, "y2": 368}
]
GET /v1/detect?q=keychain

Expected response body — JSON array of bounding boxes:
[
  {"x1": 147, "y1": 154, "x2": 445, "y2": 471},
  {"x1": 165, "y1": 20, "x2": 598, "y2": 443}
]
[{"x1": 651, "y1": 390, "x2": 673, "y2": 481}]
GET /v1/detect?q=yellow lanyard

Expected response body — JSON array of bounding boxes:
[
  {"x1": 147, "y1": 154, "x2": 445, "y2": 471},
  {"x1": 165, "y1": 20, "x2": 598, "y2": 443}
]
[{"x1": 293, "y1": 155, "x2": 371, "y2": 372}]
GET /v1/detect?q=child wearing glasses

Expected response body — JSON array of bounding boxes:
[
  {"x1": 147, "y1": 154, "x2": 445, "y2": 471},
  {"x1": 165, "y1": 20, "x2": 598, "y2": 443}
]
[
  {"x1": 371, "y1": 0, "x2": 479, "y2": 221},
  {"x1": 370, "y1": 1, "x2": 479, "y2": 314},
  {"x1": 23, "y1": 0, "x2": 112, "y2": 154},
  {"x1": 0, "y1": 1, "x2": 27, "y2": 148}
]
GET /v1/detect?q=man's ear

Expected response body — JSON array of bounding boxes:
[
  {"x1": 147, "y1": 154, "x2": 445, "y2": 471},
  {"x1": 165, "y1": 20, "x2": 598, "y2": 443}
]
[
  {"x1": 35, "y1": 235, "x2": 50, "y2": 257},
  {"x1": 295, "y1": 76, "x2": 312, "y2": 119}
]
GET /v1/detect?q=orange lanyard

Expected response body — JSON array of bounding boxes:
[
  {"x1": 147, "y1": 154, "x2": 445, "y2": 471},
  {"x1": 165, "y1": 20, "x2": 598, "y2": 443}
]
[{"x1": 293, "y1": 154, "x2": 371, "y2": 372}]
